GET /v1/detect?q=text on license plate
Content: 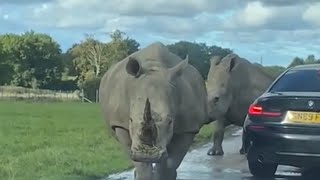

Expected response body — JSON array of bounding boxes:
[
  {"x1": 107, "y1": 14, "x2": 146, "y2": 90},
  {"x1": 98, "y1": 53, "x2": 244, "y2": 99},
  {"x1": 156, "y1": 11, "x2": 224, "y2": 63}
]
[{"x1": 285, "y1": 111, "x2": 320, "y2": 124}]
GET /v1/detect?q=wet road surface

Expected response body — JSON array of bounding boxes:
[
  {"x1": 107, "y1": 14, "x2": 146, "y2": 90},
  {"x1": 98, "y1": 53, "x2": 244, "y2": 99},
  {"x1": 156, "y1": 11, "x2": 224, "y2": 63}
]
[{"x1": 103, "y1": 127, "x2": 320, "y2": 180}]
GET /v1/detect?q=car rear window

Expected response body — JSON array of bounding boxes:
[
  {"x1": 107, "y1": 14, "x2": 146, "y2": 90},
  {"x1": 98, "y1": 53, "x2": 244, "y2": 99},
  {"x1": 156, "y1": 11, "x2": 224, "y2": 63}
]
[{"x1": 269, "y1": 69, "x2": 320, "y2": 92}]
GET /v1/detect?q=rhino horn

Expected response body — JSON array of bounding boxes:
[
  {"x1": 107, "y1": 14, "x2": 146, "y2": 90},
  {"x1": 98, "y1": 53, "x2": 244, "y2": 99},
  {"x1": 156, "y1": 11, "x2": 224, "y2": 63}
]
[
  {"x1": 141, "y1": 98, "x2": 157, "y2": 146},
  {"x1": 143, "y1": 98, "x2": 152, "y2": 123}
]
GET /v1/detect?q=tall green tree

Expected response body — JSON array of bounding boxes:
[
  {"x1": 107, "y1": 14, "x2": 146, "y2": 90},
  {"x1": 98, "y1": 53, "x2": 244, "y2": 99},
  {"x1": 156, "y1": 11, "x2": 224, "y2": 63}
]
[
  {"x1": 123, "y1": 36, "x2": 140, "y2": 55},
  {"x1": 0, "y1": 41, "x2": 13, "y2": 85},
  {"x1": 305, "y1": 54, "x2": 317, "y2": 64},
  {"x1": 70, "y1": 29, "x2": 140, "y2": 87},
  {"x1": 0, "y1": 31, "x2": 63, "y2": 88},
  {"x1": 70, "y1": 36, "x2": 108, "y2": 85},
  {"x1": 167, "y1": 41, "x2": 232, "y2": 79},
  {"x1": 288, "y1": 57, "x2": 304, "y2": 68},
  {"x1": 262, "y1": 66, "x2": 286, "y2": 78}
]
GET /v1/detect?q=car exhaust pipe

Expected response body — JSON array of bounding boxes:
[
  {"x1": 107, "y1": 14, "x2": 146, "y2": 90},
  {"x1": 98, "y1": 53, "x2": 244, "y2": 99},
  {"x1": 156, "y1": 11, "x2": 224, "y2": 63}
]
[{"x1": 257, "y1": 154, "x2": 264, "y2": 163}]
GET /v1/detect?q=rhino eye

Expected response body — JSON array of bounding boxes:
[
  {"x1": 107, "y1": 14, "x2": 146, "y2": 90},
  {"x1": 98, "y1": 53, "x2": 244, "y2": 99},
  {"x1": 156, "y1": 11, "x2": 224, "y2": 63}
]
[{"x1": 129, "y1": 118, "x2": 133, "y2": 122}]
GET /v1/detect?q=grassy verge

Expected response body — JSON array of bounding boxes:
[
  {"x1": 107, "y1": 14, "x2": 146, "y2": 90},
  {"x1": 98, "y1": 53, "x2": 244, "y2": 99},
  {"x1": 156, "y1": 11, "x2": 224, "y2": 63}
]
[{"x1": 0, "y1": 101, "x2": 212, "y2": 180}]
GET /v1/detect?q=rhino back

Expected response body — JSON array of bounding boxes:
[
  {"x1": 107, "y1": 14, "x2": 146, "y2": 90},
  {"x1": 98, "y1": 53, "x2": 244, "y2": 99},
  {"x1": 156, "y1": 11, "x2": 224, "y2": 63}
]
[{"x1": 99, "y1": 42, "x2": 208, "y2": 134}]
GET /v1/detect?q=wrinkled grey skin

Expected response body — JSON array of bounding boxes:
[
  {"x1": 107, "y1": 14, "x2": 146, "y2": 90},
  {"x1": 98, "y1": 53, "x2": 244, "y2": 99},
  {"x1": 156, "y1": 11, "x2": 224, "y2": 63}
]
[
  {"x1": 99, "y1": 42, "x2": 208, "y2": 180},
  {"x1": 206, "y1": 53, "x2": 274, "y2": 156}
]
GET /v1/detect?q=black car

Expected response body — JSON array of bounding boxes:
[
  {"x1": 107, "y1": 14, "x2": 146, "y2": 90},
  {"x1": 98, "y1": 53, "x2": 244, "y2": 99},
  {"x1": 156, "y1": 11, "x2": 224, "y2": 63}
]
[{"x1": 243, "y1": 64, "x2": 320, "y2": 177}]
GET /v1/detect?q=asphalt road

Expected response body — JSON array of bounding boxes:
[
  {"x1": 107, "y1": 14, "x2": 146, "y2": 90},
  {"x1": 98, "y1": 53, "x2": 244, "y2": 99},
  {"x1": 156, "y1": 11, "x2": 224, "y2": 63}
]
[{"x1": 104, "y1": 127, "x2": 320, "y2": 180}]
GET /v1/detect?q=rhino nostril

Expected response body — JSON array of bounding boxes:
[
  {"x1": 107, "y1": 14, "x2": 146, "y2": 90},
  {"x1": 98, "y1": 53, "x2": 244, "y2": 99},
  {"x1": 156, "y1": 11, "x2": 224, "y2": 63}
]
[{"x1": 214, "y1": 97, "x2": 220, "y2": 103}]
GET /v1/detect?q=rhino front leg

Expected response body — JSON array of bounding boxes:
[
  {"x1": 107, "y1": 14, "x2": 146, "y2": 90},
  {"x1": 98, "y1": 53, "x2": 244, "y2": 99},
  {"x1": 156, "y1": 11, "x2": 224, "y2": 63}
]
[
  {"x1": 115, "y1": 127, "x2": 132, "y2": 156},
  {"x1": 134, "y1": 162, "x2": 153, "y2": 180},
  {"x1": 114, "y1": 128, "x2": 153, "y2": 180},
  {"x1": 207, "y1": 118, "x2": 225, "y2": 156},
  {"x1": 153, "y1": 133, "x2": 195, "y2": 180}
]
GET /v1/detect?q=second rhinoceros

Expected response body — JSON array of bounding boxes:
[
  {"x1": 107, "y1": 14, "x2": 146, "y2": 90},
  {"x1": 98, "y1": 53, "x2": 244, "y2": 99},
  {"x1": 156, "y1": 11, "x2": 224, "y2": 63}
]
[
  {"x1": 99, "y1": 42, "x2": 208, "y2": 180},
  {"x1": 206, "y1": 53, "x2": 274, "y2": 156}
]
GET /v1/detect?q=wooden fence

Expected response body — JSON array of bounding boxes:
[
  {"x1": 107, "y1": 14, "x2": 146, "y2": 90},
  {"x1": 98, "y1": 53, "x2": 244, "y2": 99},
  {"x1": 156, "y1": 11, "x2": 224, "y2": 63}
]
[{"x1": 0, "y1": 86, "x2": 81, "y2": 102}]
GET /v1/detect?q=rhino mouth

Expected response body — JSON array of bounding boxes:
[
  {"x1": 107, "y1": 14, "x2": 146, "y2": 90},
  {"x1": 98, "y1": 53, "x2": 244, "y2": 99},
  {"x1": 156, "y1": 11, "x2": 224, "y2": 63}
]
[{"x1": 130, "y1": 144, "x2": 168, "y2": 163}]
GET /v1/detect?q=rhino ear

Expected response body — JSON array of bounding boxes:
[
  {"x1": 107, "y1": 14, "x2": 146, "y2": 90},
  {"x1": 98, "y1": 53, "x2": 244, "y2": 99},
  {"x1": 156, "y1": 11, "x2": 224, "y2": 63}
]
[
  {"x1": 126, "y1": 57, "x2": 141, "y2": 77},
  {"x1": 222, "y1": 54, "x2": 237, "y2": 72},
  {"x1": 228, "y1": 56, "x2": 236, "y2": 72},
  {"x1": 210, "y1": 56, "x2": 222, "y2": 66},
  {"x1": 168, "y1": 55, "x2": 189, "y2": 80}
]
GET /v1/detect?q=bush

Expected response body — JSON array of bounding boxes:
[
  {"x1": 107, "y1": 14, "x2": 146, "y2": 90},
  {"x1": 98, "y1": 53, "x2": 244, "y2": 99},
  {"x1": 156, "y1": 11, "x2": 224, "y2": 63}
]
[
  {"x1": 42, "y1": 79, "x2": 78, "y2": 91},
  {"x1": 0, "y1": 64, "x2": 14, "y2": 85},
  {"x1": 81, "y1": 77, "x2": 101, "y2": 102}
]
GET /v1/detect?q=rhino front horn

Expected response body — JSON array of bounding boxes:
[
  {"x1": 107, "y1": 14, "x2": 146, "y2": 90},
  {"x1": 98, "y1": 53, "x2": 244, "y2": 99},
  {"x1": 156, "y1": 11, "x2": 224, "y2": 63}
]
[
  {"x1": 141, "y1": 98, "x2": 157, "y2": 146},
  {"x1": 143, "y1": 98, "x2": 152, "y2": 123}
]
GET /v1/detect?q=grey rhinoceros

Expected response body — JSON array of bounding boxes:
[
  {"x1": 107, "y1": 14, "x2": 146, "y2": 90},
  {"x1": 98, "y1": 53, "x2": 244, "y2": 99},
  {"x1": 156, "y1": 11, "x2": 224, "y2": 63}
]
[
  {"x1": 99, "y1": 42, "x2": 208, "y2": 180},
  {"x1": 206, "y1": 53, "x2": 274, "y2": 156}
]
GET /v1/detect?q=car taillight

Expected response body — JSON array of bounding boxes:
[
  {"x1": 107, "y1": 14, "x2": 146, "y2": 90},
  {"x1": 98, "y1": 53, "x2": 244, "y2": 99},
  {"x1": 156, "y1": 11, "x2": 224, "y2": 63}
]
[{"x1": 248, "y1": 104, "x2": 282, "y2": 117}]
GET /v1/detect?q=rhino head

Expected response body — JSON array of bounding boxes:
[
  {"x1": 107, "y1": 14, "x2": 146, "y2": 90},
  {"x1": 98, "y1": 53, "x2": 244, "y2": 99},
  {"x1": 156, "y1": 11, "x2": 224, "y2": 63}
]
[
  {"x1": 125, "y1": 55, "x2": 188, "y2": 163},
  {"x1": 207, "y1": 54, "x2": 237, "y2": 121}
]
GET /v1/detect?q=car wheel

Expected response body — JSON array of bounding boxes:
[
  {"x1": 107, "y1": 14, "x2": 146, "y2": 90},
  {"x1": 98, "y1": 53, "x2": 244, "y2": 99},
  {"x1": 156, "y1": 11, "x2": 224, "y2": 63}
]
[{"x1": 248, "y1": 161, "x2": 278, "y2": 177}]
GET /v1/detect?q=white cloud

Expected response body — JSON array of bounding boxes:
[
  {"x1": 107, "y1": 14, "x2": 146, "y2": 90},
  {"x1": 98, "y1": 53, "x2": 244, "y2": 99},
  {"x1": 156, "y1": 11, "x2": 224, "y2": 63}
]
[
  {"x1": 1, "y1": 0, "x2": 320, "y2": 66},
  {"x1": 3, "y1": 14, "x2": 9, "y2": 20},
  {"x1": 238, "y1": 1, "x2": 273, "y2": 27},
  {"x1": 303, "y1": 2, "x2": 320, "y2": 27}
]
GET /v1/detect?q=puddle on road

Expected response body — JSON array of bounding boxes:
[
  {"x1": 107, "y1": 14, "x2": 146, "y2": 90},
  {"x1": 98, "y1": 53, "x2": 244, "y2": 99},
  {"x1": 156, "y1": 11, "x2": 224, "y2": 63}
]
[
  {"x1": 104, "y1": 143, "x2": 215, "y2": 180},
  {"x1": 102, "y1": 126, "x2": 307, "y2": 180},
  {"x1": 103, "y1": 126, "x2": 244, "y2": 180}
]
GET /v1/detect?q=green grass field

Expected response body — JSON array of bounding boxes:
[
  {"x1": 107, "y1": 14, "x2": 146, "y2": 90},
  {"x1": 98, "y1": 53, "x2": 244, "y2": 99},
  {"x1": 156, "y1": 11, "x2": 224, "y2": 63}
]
[{"x1": 0, "y1": 101, "x2": 212, "y2": 180}]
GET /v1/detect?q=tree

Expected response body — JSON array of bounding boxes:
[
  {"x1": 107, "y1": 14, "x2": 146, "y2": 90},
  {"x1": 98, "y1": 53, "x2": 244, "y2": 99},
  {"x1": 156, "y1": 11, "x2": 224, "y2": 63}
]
[
  {"x1": 262, "y1": 66, "x2": 286, "y2": 78},
  {"x1": 0, "y1": 42, "x2": 13, "y2": 85},
  {"x1": 104, "y1": 30, "x2": 138, "y2": 68},
  {"x1": 288, "y1": 57, "x2": 304, "y2": 68},
  {"x1": 71, "y1": 29, "x2": 140, "y2": 87},
  {"x1": 167, "y1": 41, "x2": 232, "y2": 79},
  {"x1": 305, "y1": 54, "x2": 317, "y2": 64},
  {"x1": 0, "y1": 31, "x2": 63, "y2": 88},
  {"x1": 123, "y1": 37, "x2": 140, "y2": 55},
  {"x1": 69, "y1": 37, "x2": 107, "y2": 86}
]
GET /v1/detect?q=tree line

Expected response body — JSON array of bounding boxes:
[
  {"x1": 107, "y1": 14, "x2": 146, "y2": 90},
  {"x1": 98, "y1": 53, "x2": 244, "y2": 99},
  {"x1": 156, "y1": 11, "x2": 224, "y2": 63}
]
[{"x1": 0, "y1": 29, "x2": 319, "y2": 95}]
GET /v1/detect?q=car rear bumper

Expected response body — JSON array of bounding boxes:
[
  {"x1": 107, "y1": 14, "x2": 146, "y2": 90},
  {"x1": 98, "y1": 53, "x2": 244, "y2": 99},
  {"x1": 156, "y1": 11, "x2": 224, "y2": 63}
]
[{"x1": 244, "y1": 121, "x2": 320, "y2": 167}]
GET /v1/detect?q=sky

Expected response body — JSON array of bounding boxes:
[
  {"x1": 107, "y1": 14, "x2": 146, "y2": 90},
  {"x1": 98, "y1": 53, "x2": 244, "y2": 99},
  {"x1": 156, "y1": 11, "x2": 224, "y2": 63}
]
[{"x1": 1, "y1": 0, "x2": 320, "y2": 67}]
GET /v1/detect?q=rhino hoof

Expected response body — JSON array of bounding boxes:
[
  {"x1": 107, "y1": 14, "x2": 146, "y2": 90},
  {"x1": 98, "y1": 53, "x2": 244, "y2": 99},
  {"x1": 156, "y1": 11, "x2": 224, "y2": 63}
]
[{"x1": 207, "y1": 148, "x2": 224, "y2": 156}]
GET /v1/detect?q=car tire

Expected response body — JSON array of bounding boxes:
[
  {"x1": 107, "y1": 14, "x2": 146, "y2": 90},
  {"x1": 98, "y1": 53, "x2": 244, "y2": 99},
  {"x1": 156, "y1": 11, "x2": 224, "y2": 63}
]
[{"x1": 248, "y1": 161, "x2": 278, "y2": 177}]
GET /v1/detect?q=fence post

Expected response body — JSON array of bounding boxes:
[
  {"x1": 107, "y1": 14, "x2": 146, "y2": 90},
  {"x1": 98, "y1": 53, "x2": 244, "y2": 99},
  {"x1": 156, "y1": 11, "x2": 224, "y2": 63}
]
[
  {"x1": 96, "y1": 89, "x2": 99, "y2": 103},
  {"x1": 81, "y1": 89, "x2": 84, "y2": 103}
]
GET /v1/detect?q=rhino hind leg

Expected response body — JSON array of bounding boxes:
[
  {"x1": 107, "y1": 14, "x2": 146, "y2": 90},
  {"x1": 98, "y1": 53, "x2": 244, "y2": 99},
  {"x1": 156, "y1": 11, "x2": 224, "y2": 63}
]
[
  {"x1": 114, "y1": 128, "x2": 153, "y2": 180},
  {"x1": 153, "y1": 133, "x2": 195, "y2": 180},
  {"x1": 207, "y1": 119, "x2": 225, "y2": 156}
]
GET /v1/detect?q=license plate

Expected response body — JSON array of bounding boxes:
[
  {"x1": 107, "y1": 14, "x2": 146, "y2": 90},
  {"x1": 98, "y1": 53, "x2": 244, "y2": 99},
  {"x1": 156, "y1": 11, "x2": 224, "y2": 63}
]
[{"x1": 284, "y1": 111, "x2": 320, "y2": 124}]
